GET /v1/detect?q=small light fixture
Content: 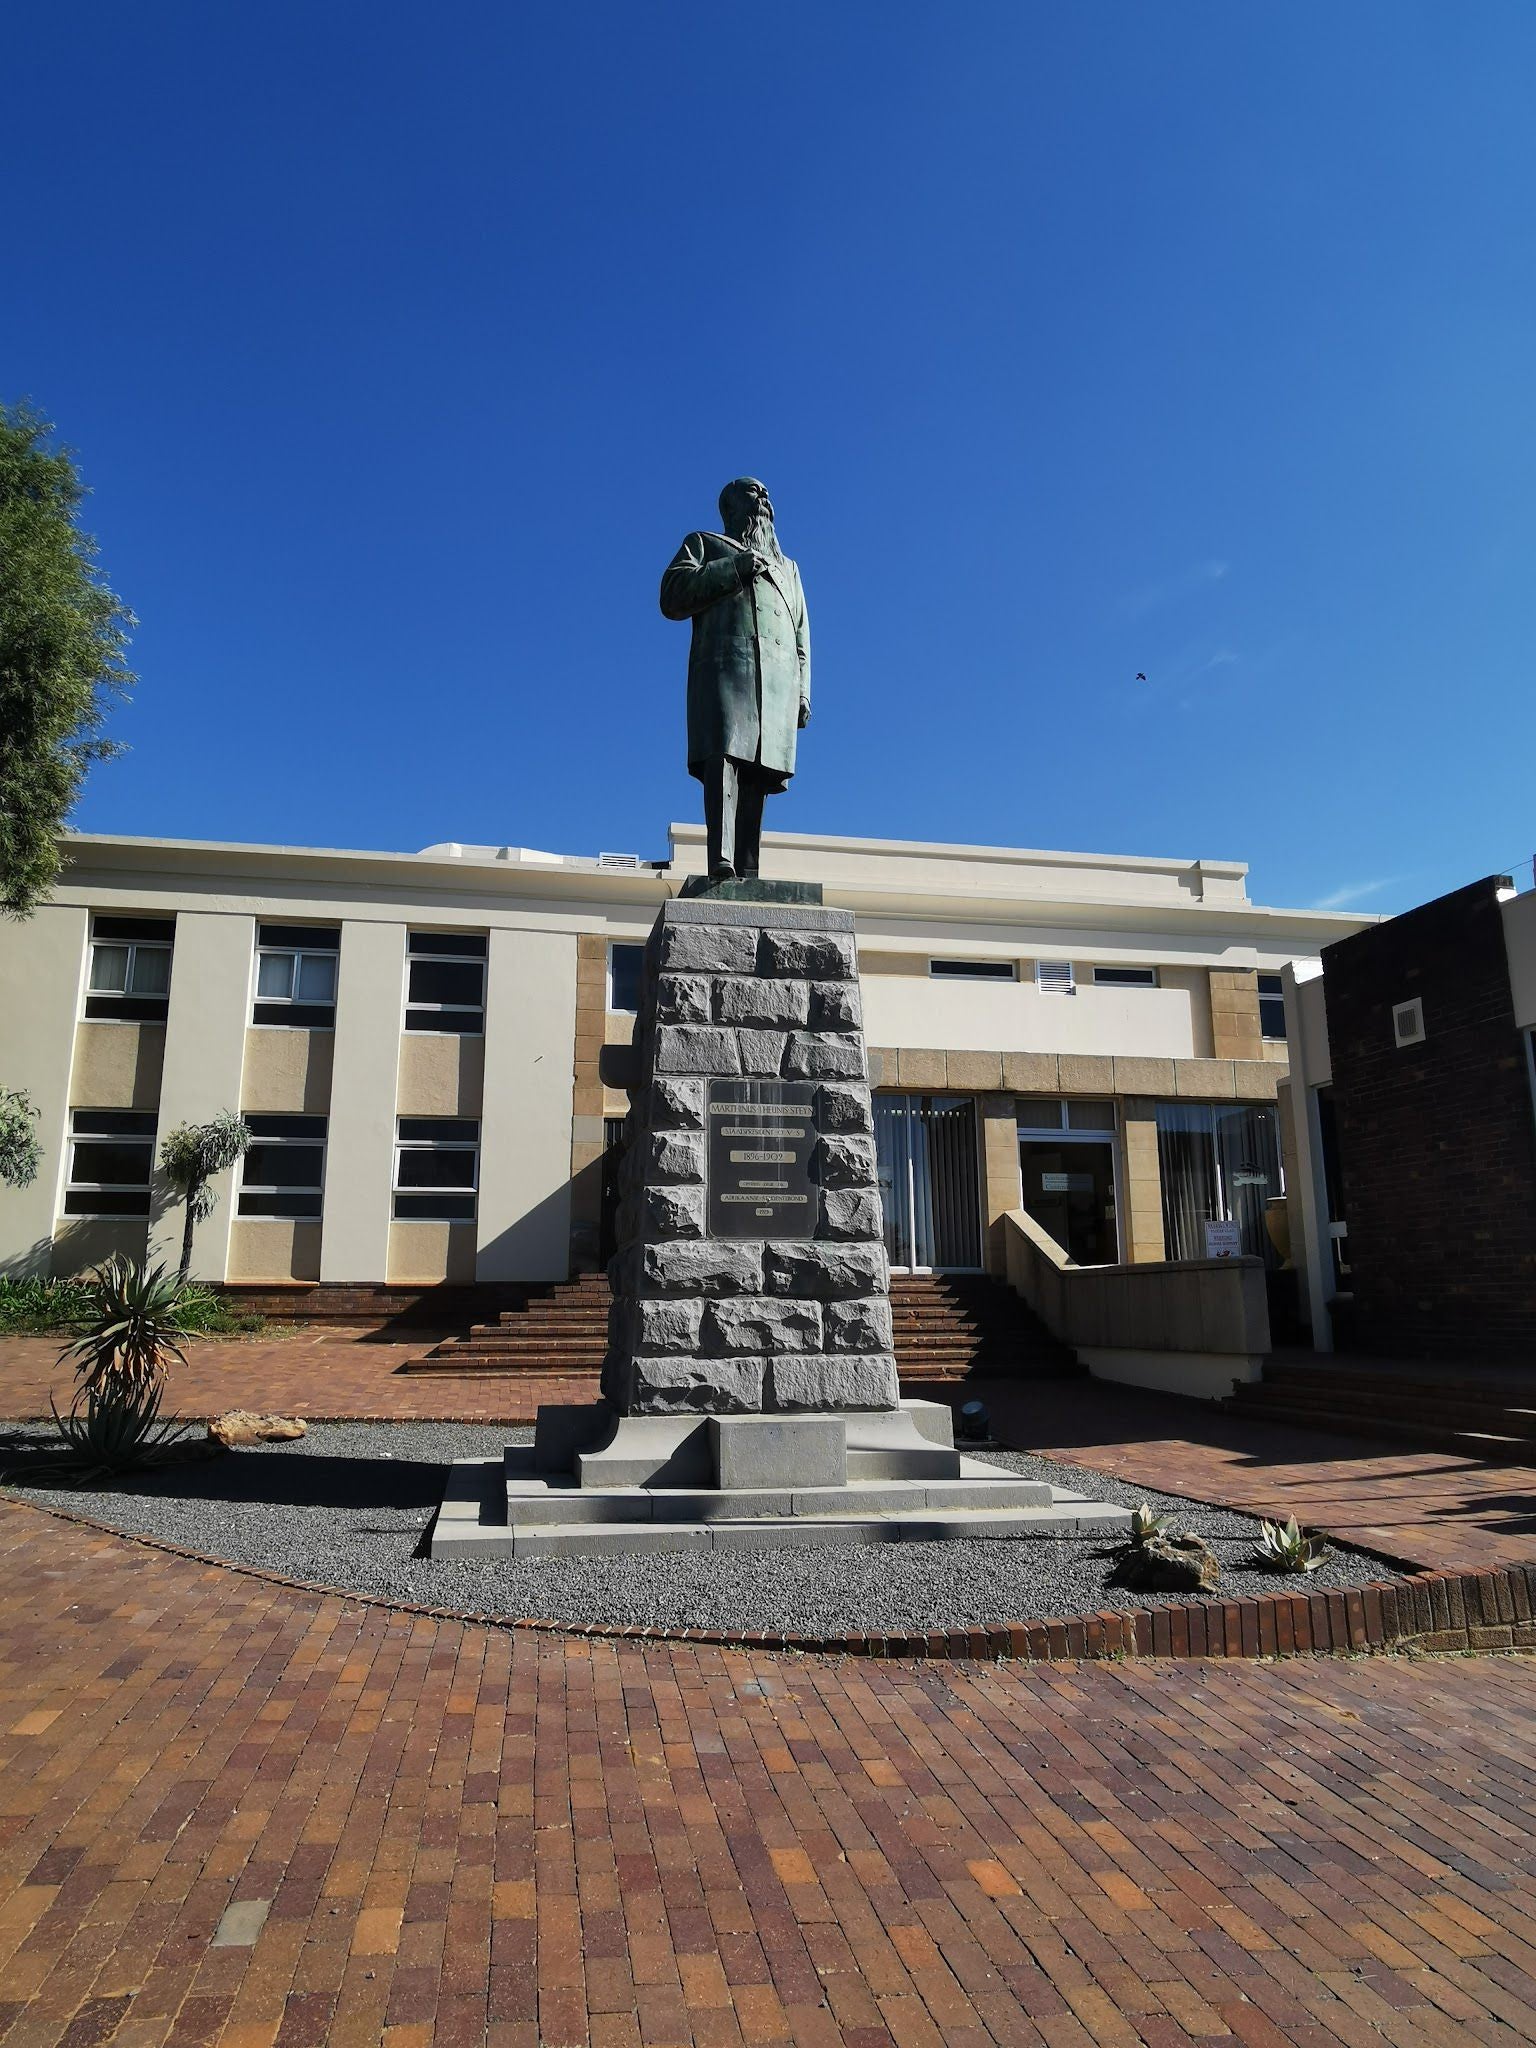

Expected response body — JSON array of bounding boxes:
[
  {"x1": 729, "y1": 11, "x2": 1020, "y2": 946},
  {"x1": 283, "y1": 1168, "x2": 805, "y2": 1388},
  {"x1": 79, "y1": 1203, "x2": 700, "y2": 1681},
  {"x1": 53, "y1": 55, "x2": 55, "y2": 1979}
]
[{"x1": 957, "y1": 1399, "x2": 990, "y2": 1442}]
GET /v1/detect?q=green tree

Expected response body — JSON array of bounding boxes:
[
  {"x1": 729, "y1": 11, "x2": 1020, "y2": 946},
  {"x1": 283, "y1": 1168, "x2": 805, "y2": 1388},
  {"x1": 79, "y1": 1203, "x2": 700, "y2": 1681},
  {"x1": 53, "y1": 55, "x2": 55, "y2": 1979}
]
[
  {"x1": 0, "y1": 1086, "x2": 42, "y2": 1189},
  {"x1": 159, "y1": 1112, "x2": 251, "y2": 1283},
  {"x1": 0, "y1": 403, "x2": 136, "y2": 918}
]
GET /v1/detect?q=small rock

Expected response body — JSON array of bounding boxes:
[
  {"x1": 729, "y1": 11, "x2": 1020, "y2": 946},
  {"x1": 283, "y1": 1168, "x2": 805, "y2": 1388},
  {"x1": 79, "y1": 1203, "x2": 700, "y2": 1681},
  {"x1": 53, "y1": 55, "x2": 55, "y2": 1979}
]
[
  {"x1": 1111, "y1": 1532, "x2": 1220, "y2": 1593},
  {"x1": 209, "y1": 1412, "x2": 308, "y2": 1449}
]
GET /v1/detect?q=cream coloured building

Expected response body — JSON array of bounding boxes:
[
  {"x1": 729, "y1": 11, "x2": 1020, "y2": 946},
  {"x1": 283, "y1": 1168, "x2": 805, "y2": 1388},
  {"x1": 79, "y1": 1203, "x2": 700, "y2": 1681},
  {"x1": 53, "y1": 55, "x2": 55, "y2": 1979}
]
[{"x1": 0, "y1": 822, "x2": 1370, "y2": 1300}]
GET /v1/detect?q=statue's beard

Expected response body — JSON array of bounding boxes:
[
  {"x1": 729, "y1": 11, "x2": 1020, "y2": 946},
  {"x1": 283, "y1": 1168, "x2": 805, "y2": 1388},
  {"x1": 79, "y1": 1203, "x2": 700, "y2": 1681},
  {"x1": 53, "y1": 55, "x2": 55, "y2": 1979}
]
[{"x1": 738, "y1": 513, "x2": 781, "y2": 559}]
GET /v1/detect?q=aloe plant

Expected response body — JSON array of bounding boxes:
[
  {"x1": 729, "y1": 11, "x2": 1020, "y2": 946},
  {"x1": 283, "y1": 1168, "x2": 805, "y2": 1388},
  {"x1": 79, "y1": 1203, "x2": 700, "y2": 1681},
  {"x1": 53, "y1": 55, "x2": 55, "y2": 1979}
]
[
  {"x1": 56, "y1": 1255, "x2": 206, "y2": 1396},
  {"x1": 49, "y1": 1376, "x2": 190, "y2": 1479},
  {"x1": 1255, "y1": 1516, "x2": 1330, "y2": 1573},
  {"x1": 1127, "y1": 1502, "x2": 1174, "y2": 1550}
]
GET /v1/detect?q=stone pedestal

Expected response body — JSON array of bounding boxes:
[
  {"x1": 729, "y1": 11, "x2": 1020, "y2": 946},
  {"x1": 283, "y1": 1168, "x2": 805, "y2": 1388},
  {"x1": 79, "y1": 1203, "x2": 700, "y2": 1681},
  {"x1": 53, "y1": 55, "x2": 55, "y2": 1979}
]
[{"x1": 428, "y1": 889, "x2": 1132, "y2": 1560}]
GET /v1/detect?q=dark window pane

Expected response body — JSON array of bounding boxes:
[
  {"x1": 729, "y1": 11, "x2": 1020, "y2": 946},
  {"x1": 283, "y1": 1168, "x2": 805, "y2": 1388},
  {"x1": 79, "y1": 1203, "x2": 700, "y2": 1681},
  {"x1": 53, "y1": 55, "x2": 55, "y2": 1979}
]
[
  {"x1": 128, "y1": 946, "x2": 171, "y2": 995},
  {"x1": 93, "y1": 915, "x2": 175, "y2": 943},
  {"x1": 1260, "y1": 995, "x2": 1287, "y2": 1038},
  {"x1": 408, "y1": 931, "x2": 487, "y2": 958},
  {"x1": 242, "y1": 1143, "x2": 324, "y2": 1188},
  {"x1": 404, "y1": 1007, "x2": 481, "y2": 1035},
  {"x1": 238, "y1": 1190, "x2": 323, "y2": 1219},
  {"x1": 1092, "y1": 967, "x2": 1156, "y2": 987},
  {"x1": 407, "y1": 959, "x2": 484, "y2": 1006},
  {"x1": 396, "y1": 1149, "x2": 477, "y2": 1189},
  {"x1": 84, "y1": 993, "x2": 171, "y2": 1023},
  {"x1": 72, "y1": 1110, "x2": 157, "y2": 1136},
  {"x1": 1015, "y1": 1096, "x2": 1064, "y2": 1129},
  {"x1": 393, "y1": 1191, "x2": 477, "y2": 1221},
  {"x1": 397, "y1": 1117, "x2": 478, "y2": 1142},
  {"x1": 609, "y1": 944, "x2": 644, "y2": 1011},
  {"x1": 257, "y1": 952, "x2": 294, "y2": 999},
  {"x1": 252, "y1": 1001, "x2": 335, "y2": 1029},
  {"x1": 295, "y1": 954, "x2": 336, "y2": 1001},
  {"x1": 1065, "y1": 1099, "x2": 1115, "y2": 1130},
  {"x1": 258, "y1": 924, "x2": 340, "y2": 951},
  {"x1": 70, "y1": 1140, "x2": 154, "y2": 1186},
  {"x1": 64, "y1": 1188, "x2": 151, "y2": 1217},
  {"x1": 245, "y1": 1115, "x2": 327, "y2": 1140},
  {"x1": 930, "y1": 959, "x2": 1015, "y2": 979},
  {"x1": 89, "y1": 943, "x2": 130, "y2": 992}
]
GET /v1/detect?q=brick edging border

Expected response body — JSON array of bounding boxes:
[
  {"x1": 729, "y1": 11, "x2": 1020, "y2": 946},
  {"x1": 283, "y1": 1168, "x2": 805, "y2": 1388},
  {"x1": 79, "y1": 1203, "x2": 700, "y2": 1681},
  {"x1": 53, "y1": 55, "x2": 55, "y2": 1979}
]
[{"x1": 5, "y1": 1492, "x2": 1533, "y2": 1662}]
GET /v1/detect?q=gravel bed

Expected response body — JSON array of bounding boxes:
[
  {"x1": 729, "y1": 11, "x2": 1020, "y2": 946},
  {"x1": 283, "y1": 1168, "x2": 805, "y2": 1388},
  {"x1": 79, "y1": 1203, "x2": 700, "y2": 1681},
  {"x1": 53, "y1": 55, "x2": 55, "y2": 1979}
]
[{"x1": 0, "y1": 1420, "x2": 1408, "y2": 1638}]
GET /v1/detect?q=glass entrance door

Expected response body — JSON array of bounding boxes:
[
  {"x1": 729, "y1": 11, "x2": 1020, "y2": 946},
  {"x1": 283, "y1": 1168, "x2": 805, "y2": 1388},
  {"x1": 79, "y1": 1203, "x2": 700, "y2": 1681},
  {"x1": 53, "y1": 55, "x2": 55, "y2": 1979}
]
[
  {"x1": 1019, "y1": 1138, "x2": 1119, "y2": 1265},
  {"x1": 872, "y1": 1094, "x2": 981, "y2": 1271}
]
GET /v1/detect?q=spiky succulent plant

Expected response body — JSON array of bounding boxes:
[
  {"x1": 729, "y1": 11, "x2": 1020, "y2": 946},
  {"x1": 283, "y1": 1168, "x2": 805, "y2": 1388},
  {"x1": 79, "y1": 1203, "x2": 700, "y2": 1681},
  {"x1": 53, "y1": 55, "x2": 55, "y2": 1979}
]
[{"x1": 1256, "y1": 1516, "x2": 1330, "y2": 1573}]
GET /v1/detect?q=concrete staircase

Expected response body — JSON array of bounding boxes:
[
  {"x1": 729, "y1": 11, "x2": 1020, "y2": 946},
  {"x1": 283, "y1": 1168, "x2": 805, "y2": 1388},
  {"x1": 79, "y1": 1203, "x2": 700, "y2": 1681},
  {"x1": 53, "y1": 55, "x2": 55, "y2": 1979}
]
[
  {"x1": 400, "y1": 1271, "x2": 1083, "y2": 1384},
  {"x1": 1223, "y1": 1358, "x2": 1536, "y2": 1461}
]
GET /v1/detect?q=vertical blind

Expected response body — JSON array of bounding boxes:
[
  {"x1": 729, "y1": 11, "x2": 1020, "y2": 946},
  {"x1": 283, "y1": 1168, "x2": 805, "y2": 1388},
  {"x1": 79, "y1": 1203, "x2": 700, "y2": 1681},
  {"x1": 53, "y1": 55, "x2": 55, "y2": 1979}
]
[
  {"x1": 873, "y1": 1094, "x2": 981, "y2": 1268},
  {"x1": 1156, "y1": 1102, "x2": 1282, "y2": 1262}
]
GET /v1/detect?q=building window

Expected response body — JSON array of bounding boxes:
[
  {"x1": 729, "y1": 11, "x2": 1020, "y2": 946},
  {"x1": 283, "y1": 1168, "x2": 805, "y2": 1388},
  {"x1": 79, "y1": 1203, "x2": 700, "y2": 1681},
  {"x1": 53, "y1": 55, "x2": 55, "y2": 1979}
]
[
  {"x1": 253, "y1": 924, "x2": 340, "y2": 1028},
  {"x1": 1258, "y1": 972, "x2": 1287, "y2": 1040},
  {"x1": 608, "y1": 942, "x2": 645, "y2": 1013},
  {"x1": 929, "y1": 959, "x2": 1017, "y2": 981},
  {"x1": 394, "y1": 1117, "x2": 479, "y2": 1220},
  {"x1": 1036, "y1": 960, "x2": 1075, "y2": 995},
  {"x1": 1155, "y1": 1102, "x2": 1282, "y2": 1263},
  {"x1": 64, "y1": 1109, "x2": 157, "y2": 1216},
  {"x1": 405, "y1": 932, "x2": 486, "y2": 1034},
  {"x1": 84, "y1": 916, "x2": 174, "y2": 1023},
  {"x1": 1092, "y1": 966, "x2": 1157, "y2": 988},
  {"x1": 1015, "y1": 1098, "x2": 1116, "y2": 1133},
  {"x1": 237, "y1": 1115, "x2": 327, "y2": 1219}
]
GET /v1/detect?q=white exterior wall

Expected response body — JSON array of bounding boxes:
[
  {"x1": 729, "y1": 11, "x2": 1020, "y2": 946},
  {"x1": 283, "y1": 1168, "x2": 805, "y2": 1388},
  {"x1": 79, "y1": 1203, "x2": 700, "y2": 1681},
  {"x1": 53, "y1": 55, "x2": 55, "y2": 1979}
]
[
  {"x1": 147, "y1": 912, "x2": 253, "y2": 1279},
  {"x1": 861, "y1": 976, "x2": 1200, "y2": 1059},
  {"x1": 1503, "y1": 891, "x2": 1536, "y2": 1031},
  {"x1": 477, "y1": 928, "x2": 578, "y2": 1281},
  {"x1": 0, "y1": 906, "x2": 87, "y2": 1277},
  {"x1": 320, "y1": 920, "x2": 405, "y2": 1282}
]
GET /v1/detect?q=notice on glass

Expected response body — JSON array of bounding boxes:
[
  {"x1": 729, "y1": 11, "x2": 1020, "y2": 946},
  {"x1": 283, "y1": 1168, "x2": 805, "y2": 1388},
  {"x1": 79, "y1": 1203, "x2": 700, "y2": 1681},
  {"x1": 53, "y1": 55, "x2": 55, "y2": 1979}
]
[
  {"x1": 706, "y1": 1079, "x2": 818, "y2": 1238},
  {"x1": 1204, "y1": 1219, "x2": 1242, "y2": 1259}
]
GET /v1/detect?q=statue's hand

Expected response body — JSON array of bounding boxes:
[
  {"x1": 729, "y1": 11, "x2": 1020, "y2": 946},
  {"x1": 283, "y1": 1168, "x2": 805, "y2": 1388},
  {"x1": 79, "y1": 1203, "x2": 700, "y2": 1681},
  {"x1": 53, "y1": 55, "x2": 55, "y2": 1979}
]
[
  {"x1": 798, "y1": 702, "x2": 810, "y2": 728},
  {"x1": 737, "y1": 550, "x2": 764, "y2": 585}
]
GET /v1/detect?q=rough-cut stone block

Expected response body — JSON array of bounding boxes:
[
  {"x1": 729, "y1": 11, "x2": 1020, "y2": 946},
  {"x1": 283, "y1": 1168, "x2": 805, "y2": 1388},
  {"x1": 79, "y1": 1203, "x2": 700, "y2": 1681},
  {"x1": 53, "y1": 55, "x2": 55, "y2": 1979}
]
[
  {"x1": 947, "y1": 1050, "x2": 1003, "y2": 1091},
  {"x1": 896, "y1": 1048, "x2": 947, "y2": 1089},
  {"x1": 654, "y1": 1025, "x2": 740, "y2": 1076},
  {"x1": 701, "y1": 1296, "x2": 823, "y2": 1356},
  {"x1": 650, "y1": 1076, "x2": 706, "y2": 1129},
  {"x1": 658, "y1": 922, "x2": 758, "y2": 975},
  {"x1": 809, "y1": 981, "x2": 862, "y2": 1030},
  {"x1": 715, "y1": 978, "x2": 810, "y2": 1027},
  {"x1": 823, "y1": 1297, "x2": 894, "y2": 1353},
  {"x1": 782, "y1": 1033, "x2": 864, "y2": 1080},
  {"x1": 816, "y1": 1134, "x2": 878, "y2": 1188},
  {"x1": 818, "y1": 1188, "x2": 883, "y2": 1240},
  {"x1": 643, "y1": 1240, "x2": 765, "y2": 1296},
  {"x1": 765, "y1": 1241, "x2": 887, "y2": 1299},
  {"x1": 737, "y1": 1029, "x2": 789, "y2": 1076},
  {"x1": 710, "y1": 1414, "x2": 847, "y2": 1490},
  {"x1": 816, "y1": 1082, "x2": 873, "y2": 1135},
  {"x1": 647, "y1": 1130, "x2": 705, "y2": 1185},
  {"x1": 653, "y1": 974, "x2": 711, "y2": 1024},
  {"x1": 758, "y1": 930, "x2": 857, "y2": 981},
  {"x1": 630, "y1": 1355, "x2": 764, "y2": 1414},
  {"x1": 636, "y1": 1298, "x2": 704, "y2": 1352},
  {"x1": 767, "y1": 1353, "x2": 900, "y2": 1411},
  {"x1": 643, "y1": 1184, "x2": 705, "y2": 1239}
]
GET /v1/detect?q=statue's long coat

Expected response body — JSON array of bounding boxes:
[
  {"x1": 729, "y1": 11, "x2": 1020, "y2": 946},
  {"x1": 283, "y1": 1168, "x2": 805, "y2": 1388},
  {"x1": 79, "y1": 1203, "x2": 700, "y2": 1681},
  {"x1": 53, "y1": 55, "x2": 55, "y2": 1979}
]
[{"x1": 660, "y1": 531, "x2": 810, "y2": 790}]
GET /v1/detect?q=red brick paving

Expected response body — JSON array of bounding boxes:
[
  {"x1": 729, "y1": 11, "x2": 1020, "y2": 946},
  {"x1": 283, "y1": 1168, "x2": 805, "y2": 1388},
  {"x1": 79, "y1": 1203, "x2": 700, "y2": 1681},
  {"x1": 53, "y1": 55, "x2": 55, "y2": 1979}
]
[
  {"x1": 6, "y1": 1334, "x2": 1536, "y2": 1574},
  {"x1": 3, "y1": 1501, "x2": 1536, "y2": 2046}
]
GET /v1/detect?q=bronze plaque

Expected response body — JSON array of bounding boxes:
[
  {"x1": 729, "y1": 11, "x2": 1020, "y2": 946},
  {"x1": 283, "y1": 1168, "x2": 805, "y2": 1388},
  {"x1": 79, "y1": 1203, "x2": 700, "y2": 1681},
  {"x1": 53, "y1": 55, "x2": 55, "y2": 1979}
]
[{"x1": 707, "y1": 1079, "x2": 818, "y2": 1239}]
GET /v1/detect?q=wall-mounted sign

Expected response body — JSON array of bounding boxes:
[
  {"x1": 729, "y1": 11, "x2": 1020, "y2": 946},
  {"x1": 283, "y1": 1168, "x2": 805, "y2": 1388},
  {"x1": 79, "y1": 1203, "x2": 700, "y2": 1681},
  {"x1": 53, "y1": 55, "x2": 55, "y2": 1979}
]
[
  {"x1": 1204, "y1": 1219, "x2": 1242, "y2": 1259},
  {"x1": 1040, "y1": 1172, "x2": 1071, "y2": 1192}
]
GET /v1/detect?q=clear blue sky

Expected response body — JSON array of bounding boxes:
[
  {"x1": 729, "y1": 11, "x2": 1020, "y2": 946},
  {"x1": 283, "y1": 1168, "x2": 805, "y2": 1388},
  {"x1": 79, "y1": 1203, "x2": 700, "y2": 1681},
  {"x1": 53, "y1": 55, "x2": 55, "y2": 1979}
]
[{"x1": 7, "y1": 4, "x2": 1533, "y2": 916}]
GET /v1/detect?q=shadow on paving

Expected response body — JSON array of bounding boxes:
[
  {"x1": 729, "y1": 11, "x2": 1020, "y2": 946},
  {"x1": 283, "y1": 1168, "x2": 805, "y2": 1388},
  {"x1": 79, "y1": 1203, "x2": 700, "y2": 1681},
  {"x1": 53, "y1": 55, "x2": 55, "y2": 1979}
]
[{"x1": 0, "y1": 1443, "x2": 448, "y2": 1511}]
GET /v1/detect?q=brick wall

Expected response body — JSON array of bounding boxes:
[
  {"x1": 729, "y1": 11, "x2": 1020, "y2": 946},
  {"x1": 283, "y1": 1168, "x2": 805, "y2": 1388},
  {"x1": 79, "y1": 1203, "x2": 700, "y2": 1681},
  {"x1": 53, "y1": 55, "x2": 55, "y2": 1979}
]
[{"x1": 1322, "y1": 877, "x2": 1536, "y2": 1357}]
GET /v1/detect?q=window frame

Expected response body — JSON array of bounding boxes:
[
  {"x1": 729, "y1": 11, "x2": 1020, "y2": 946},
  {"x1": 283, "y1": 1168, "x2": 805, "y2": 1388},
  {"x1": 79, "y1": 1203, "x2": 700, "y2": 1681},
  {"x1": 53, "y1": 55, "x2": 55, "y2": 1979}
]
[
  {"x1": 1257, "y1": 971, "x2": 1287, "y2": 1041},
  {"x1": 64, "y1": 1109, "x2": 158, "y2": 1218},
  {"x1": 928, "y1": 958, "x2": 1018, "y2": 982},
  {"x1": 404, "y1": 931, "x2": 487, "y2": 1036},
  {"x1": 392, "y1": 1116, "x2": 481, "y2": 1221},
  {"x1": 252, "y1": 924, "x2": 341, "y2": 1030},
  {"x1": 236, "y1": 1114, "x2": 328, "y2": 1220},
  {"x1": 1091, "y1": 965, "x2": 1158, "y2": 989},
  {"x1": 606, "y1": 941, "x2": 645, "y2": 1014},
  {"x1": 83, "y1": 916, "x2": 175, "y2": 1024}
]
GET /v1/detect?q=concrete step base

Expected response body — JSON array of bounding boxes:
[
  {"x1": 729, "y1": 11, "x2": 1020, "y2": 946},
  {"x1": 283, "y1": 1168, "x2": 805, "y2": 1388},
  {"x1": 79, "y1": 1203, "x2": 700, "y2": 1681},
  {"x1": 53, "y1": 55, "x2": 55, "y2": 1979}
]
[{"x1": 431, "y1": 1457, "x2": 1132, "y2": 1559}]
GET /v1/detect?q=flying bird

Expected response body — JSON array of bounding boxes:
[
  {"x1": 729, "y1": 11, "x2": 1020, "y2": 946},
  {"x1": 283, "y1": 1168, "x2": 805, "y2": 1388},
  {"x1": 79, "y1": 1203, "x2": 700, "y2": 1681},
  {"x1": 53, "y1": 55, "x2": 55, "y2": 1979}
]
[{"x1": 1135, "y1": 671, "x2": 1147, "y2": 682}]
